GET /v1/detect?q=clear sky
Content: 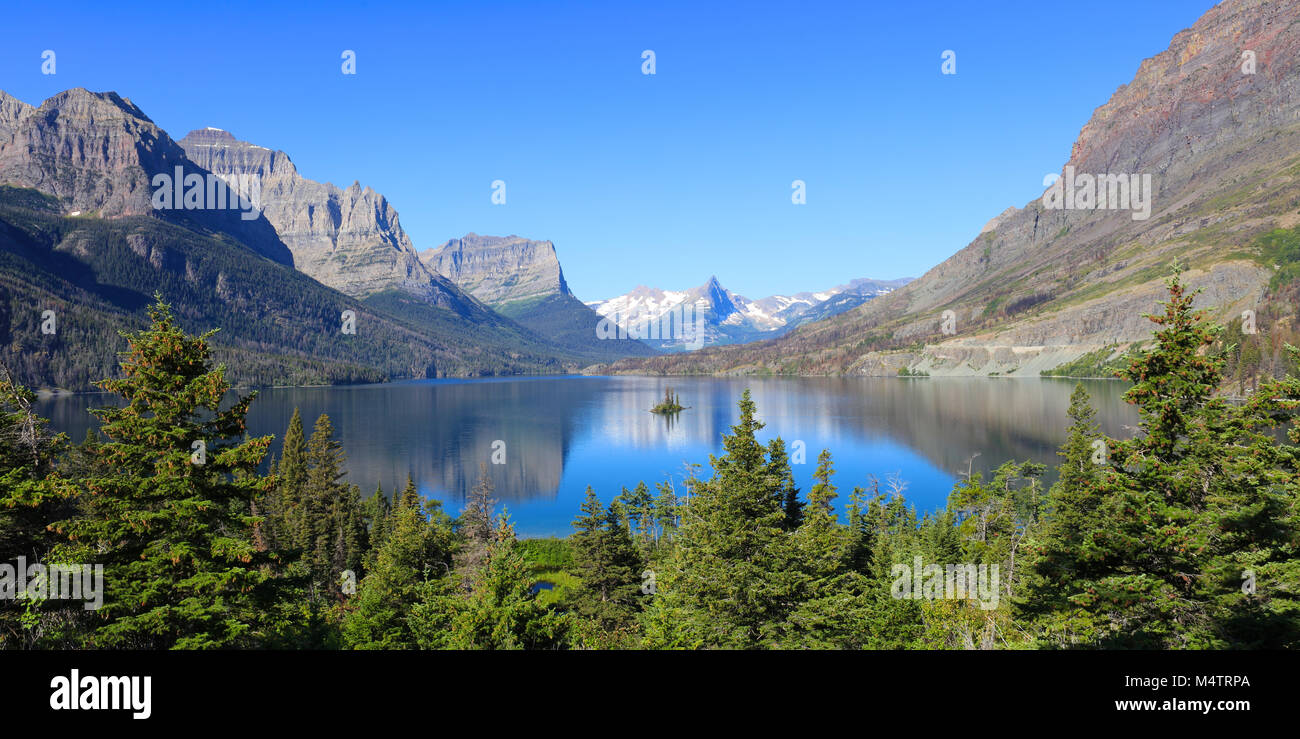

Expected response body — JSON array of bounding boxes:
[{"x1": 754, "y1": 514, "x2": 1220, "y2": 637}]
[{"x1": 0, "y1": 0, "x2": 1217, "y2": 301}]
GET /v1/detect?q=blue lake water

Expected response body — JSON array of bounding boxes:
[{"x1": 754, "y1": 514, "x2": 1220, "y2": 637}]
[{"x1": 35, "y1": 375, "x2": 1137, "y2": 538}]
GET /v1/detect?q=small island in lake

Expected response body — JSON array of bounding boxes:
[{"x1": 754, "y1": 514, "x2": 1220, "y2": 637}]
[{"x1": 650, "y1": 387, "x2": 688, "y2": 414}]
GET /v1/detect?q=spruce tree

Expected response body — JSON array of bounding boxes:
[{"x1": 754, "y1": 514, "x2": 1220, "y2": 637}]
[
  {"x1": 343, "y1": 492, "x2": 456, "y2": 649},
  {"x1": 764, "y1": 437, "x2": 803, "y2": 530},
  {"x1": 266, "y1": 408, "x2": 307, "y2": 551},
  {"x1": 54, "y1": 296, "x2": 276, "y2": 648},
  {"x1": 643, "y1": 390, "x2": 803, "y2": 648}
]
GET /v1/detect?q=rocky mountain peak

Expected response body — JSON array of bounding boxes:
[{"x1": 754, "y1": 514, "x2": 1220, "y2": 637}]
[
  {"x1": 0, "y1": 90, "x2": 292, "y2": 265},
  {"x1": 0, "y1": 90, "x2": 35, "y2": 143},
  {"x1": 179, "y1": 128, "x2": 473, "y2": 306},
  {"x1": 421, "y1": 233, "x2": 572, "y2": 308}
]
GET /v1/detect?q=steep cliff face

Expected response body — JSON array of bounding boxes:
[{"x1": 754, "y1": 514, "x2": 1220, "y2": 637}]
[
  {"x1": 611, "y1": 0, "x2": 1300, "y2": 377},
  {"x1": 0, "y1": 91, "x2": 34, "y2": 144},
  {"x1": 0, "y1": 89, "x2": 292, "y2": 265},
  {"x1": 0, "y1": 89, "x2": 165, "y2": 217},
  {"x1": 420, "y1": 233, "x2": 571, "y2": 308},
  {"x1": 179, "y1": 128, "x2": 474, "y2": 310},
  {"x1": 421, "y1": 233, "x2": 656, "y2": 360}
]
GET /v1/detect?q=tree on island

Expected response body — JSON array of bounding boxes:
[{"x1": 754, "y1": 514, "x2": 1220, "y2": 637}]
[{"x1": 650, "y1": 387, "x2": 686, "y2": 414}]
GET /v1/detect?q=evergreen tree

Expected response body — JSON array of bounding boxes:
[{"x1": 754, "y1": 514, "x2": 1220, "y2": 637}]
[
  {"x1": 265, "y1": 408, "x2": 307, "y2": 551},
  {"x1": 362, "y1": 483, "x2": 392, "y2": 569},
  {"x1": 1018, "y1": 384, "x2": 1108, "y2": 644},
  {"x1": 764, "y1": 437, "x2": 803, "y2": 530},
  {"x1": 795, "y1": 449, "x2": 847, "y2": 576},
  {"x1": 569, "y1": 488, "x2": 645, "y2": 641},
  {"x1": 438, "y1": 514, "x2": 568, "y2": 649},
  {"x1": 343, "y1": 495, "x2": 456, "y2": 649},
  {"x1": 52, "y1": 296, "x2": 277, "y2": 648},
  {"x1": 0, "y1": 369, "x2": 81, "y2": 648},
  {"x1": 643, "y1": 390, "x2": 803, "y2": 648}
]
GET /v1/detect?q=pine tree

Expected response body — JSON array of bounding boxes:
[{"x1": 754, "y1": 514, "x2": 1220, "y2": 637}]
[
  {"x1": 653, "y1": 480, "x2": 679, "y2": 542},
  {"x1": 53, "y1": 296, "x2": 276, "y2": 649},
  {"x1": 795, "y1": 449, "x2": 847, "y2": 576},
  {"x1": 343, "y1": 492, "x2": 456, "y2": 649},
  {"x1": 643, "y1": 389, "x2": 803, "y2": 648},
  {"x1": 439, "y1": 514, "x2": 567, "y2": 649},
  {"x1": 569, "y1": 488, "x2": 644, "y2": 639},
  {"x1": 396, "y1": 474, "x2": 421, "y2": 511},
  {"x1": 298, "y1": 413, "x2": 365, "y2": 600},
  {"x1": 764, "y1": 437, "x2": 802, "y2": 531},
  {"x1": 363, "y1": 483, "x2": 392, "y2": 569},
  {"x1": 1018, "y1": 384, "x2": 1108, "y2": 644},
  {"x1": 0, "y1": 369, "x2": 81, "y2": 647},
  {"x1": 262, "y1": 408, "x2": 307, "y2": 553},
  {"x1": 1023, "y1": 270, "x2": 1300, "y2": 648}
]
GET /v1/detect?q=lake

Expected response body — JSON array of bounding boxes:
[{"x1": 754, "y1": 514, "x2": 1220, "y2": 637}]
[{"x1": 34, "y1": 375, "x2": 1137, "y2": 538}]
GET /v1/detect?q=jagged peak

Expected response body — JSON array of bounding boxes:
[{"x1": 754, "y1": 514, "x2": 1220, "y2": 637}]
[
  {"x1": 38, "y1": 88, "x2": 153, "y2": 123},
  {"x1": 0, "y1": 90, "x2": 34, "y2": 111}
]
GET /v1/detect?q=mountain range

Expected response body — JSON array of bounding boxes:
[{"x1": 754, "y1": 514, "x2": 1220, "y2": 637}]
[
  {"x1": 5, "y1": 0, "x2": 1294, "y2": 391},
  {"x1": 587, "y1": 276, "x2": 909, "y2": 350},
  {"x1": 606, "y1": 0, "x2": 1300, "y2": 380},
  {"x1": 0, "y1": 88, "x2": 648, "y2": 390}
]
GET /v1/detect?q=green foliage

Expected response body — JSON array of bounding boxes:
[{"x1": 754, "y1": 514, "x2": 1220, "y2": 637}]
[
  {"x1": 45, "y1": 296, "x2": 278, "y2": 648},
  {"x1": 1040, "y1": 345, "x2": 1130, "y2": 378}
]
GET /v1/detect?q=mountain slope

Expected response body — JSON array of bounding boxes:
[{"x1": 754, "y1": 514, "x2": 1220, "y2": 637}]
[
  {"x1": 421, "y1": 233, "x2": 655, "y2": 360},
  {"x1": 0, "y1": 185, "x2": 580, "y2": 390},
  {"x1": 0, "y1": 91, "x2": 596, "y2": 389},
  {"x1": 609, "y1": 0, "x2": 1300, "y2": 377},
  {"x1": 178, "y1": 127, "x2": 479, "y2": 312},
  {"x1": 0, "y1": 89, "x2": 292, "y2": 266}
]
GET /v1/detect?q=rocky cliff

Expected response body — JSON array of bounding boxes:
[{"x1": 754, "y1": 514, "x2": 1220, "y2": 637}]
[
  {"x1": 0, "y1": 91, "x2": 34, "y2": 144},
  {"x1": 0, "y1": 89, "x2": 291, "y2": 265},
  {"x1": 179, "y1": 128, "x2": 477, "y2": 310},
  {"x1": 419, "y1": 233, "x2": 571, "y2": 308}
]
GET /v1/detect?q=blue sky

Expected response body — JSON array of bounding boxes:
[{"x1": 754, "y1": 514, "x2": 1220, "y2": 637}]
[{"x1": 0, "y1": 0, "x2": 1216, "y2": 301}]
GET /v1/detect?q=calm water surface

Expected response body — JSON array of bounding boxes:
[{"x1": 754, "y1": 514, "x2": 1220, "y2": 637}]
[{"x1": 35, "y1": 376, "x2": 1136, "y2": 538}]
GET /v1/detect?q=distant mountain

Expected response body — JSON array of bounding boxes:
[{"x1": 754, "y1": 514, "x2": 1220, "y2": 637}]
[
  {"x1": 587, "y1": 275, "x2": 908, "y2": 351},
  {"x1": 421, "y1": 234, "x2": 570, "y2": 310},
  {"x1": 421, "y1": 234, "x2": 655, "y2": 361},
  {"x1": 0, "y1": 90, "x2": 598, "y2": 389},
  {"x1": 608, "y1": 0, "x2": 1300, "y2": 377}
]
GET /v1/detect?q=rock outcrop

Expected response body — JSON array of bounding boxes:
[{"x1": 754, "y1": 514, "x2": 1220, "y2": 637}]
[
  {"x1": 0, "y1": 90, "x2": 34, "y2": 144},
  {"x1": 0, "y1": 89, "x2": 291, "y2": 265},
  {"x1": 420, "y1": 233, "x2": 571, "y2": 308},
  {"x1": 179, "y1": 128, "x2": 474, "y2": 310}
]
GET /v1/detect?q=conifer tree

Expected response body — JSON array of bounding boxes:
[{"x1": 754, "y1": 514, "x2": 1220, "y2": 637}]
[
  {"x1": 441, "y1": 514, "x2": 567, "y2": 649},
  {"x1": 343, "y1": 492, "x2": 456, "y2": 649},
  {"x1": 795, "y1": 449, "x2": 847, "y2": 576},
  {"x1": 53, "y1": 296, "x2": 276, "y2": 648},
  {"x1": 569, "y1": 488, "x2": 644, "y2": 638},
  {"x1": 0, "y1": 369, "x2": 81, "y2": 647},
  {"x1": 643, "y1": 390, "x2": 802, "y2": 648},
  {"x1": 764, "y1": 437, "x2": 803, "y2": 530},
  {"x1": 265, "y1": 408, "x2": 307, "y2": 551}
]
